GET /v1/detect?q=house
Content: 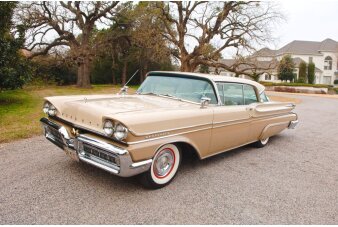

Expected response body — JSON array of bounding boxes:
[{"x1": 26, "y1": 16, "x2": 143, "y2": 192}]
[{"x1": 209, "y1": 38, "x2": 338, "y2": 85}]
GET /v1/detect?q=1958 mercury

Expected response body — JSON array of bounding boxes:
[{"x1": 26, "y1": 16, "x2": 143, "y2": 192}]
[{"x1": 40, "y1": 71, "x2": 298, "y2": 188}]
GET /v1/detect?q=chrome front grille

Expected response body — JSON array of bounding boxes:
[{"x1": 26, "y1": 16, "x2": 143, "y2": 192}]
[{"x1": 80, "y1": 142, "x2": 120, "y2": 167}]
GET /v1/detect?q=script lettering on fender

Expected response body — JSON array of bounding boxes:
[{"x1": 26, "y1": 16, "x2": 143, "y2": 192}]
[{"x1": 145, "y1": 132, "x2": 170, "y2": 139}]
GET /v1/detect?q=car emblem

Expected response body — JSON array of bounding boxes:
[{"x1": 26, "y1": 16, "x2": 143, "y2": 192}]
[{"x1": 71, "y1": 128, "x2": 79, "y2": 136}]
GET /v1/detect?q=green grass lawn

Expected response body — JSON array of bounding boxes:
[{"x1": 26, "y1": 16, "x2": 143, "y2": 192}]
[
  {"x1": 0, "y1": 85, "x2": 137, "y2": 143},
  {"x1": 0, "y1": 84, "x2": 299, "y2": 144}
]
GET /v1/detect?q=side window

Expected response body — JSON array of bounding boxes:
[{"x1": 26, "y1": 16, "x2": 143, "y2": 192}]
[
  {"x1": 243, "y1": 85, "x2": 258, "y2": 105},
  {"x1": 222, "y1": 83, "x2": 244, "y2": 106},
  {"x1": 260, "y1": 92, "x2": 269, "y2": 102},
  {"x1": 217, "y1": 83, "x2": 224, "y2": 105}
]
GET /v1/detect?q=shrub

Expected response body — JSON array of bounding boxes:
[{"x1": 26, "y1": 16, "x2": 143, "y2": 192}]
[
  {"x1": 298, "y1": 61, "x2": 307, "y2": 82},
  {"x1": 278, "y1": 55, "x2": 296, "y2": 82},
  {"x1": 308, "y1": 62, "x2": 315, "y2": 84},
  {"x1": 296, "y1": 78, "x2": 306, "y2": 83},
  {"x1": 260, "y1": 81, "x2": 329, "y2": 88}
]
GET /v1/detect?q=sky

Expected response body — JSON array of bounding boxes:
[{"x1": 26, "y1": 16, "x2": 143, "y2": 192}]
[{"x1": 272, "y1": 0, "x2": 338, "y2": 49}]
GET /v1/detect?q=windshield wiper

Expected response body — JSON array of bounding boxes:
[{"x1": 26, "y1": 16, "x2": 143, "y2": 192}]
[
  {"x1": 138, "y1": 92, "x2": 158, "y2": 96},
  {"x1": 159, "y1": 93, "x2": 182, "y2": 101}
]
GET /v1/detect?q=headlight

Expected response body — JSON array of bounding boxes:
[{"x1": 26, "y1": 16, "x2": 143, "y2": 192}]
[
  {"x1": 103, "y1": 120, "x2": 114, "y2": 136},
  {"x1": 43, "y1": 102, "x2": 49, "y2": 114},
  {"x1": 114, "y1": 123, "x2": 128, "y2": 141},
  {"x1": 43, "y1": 101, "x2": 57, "y2": 116},
  {"x1": 48, "y1": 104, "x2": 57, "y2": 116}
]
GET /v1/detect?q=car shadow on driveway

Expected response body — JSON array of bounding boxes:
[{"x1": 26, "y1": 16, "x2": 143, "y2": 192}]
[{"x1": 62, "y1": 135, "x2": 282, "y2": 191}]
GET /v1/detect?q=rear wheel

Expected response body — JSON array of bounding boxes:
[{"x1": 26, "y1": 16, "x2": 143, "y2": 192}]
[
  {"x1": 139, "y1": 143, "x2": 181, "y2": 189},
  {"x1": 253, "y1": 137, "x2": 269, "y2": 148}
]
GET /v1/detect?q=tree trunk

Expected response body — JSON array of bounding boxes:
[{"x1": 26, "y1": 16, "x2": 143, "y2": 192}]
[
  {"x1": 77, "y1": 56, "x2": 91, "y2": 88},
  {"x1": 121, "y1": 61, "x2": 128, "y2": 85},
  {"x1": 112, "y1": 70, "x2": 116, "y2": 85},
  {"x1": 77, "y1": 64, "x2": 84, "y2": 87},
  {"x1": 139, "y1": 68, "x2": 144, "y2": 84},
  {"x1": 180, "y1": 59, "x2": 194, "y2": 72},
  {"x1": 140, "y1": 62, "x2": 148, "y2": 83}
]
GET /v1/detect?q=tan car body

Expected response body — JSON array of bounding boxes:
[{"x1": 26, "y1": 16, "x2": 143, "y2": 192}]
[{"x1": 41, "y1": 71, "x2": 298, "y2": 177}]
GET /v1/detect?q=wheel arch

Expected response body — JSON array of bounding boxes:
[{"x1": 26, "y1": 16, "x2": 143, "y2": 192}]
[{"x1": 154, "y1": 137, "x2": 202, "y2": 160}]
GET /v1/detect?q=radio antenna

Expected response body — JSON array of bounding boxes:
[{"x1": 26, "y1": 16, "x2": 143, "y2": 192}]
[{"x1": 119, "y1": 69, "x2": 139, "y2": 95}]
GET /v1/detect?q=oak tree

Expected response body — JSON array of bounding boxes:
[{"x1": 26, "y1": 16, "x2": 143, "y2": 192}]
[
  {"x1": 156, "y1": 1, "x2": 281, "y2": 76},
  {"x1": 18, "y1": 1, "x2": 119, "y2": 88}
]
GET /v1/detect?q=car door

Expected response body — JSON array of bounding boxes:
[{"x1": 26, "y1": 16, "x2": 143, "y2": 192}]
[{"x1": 208, "y1": 83, "x2": 255, "y2": 157}]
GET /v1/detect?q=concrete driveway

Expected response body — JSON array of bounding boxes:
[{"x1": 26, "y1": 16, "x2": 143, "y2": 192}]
[{"x1": 1, "y1": 93, "x2": 337, "y2": 224}]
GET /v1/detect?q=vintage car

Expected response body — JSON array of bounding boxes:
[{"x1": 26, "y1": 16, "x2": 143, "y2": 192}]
[{"x1": 40, "y1": 71, "x2": 298, "y2": 188}]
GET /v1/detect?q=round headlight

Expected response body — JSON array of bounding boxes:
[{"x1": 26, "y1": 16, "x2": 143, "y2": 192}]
[
  {"x1": 114, "y1": 123, "x2": 128, "y2": 141},
  {"x1": 43, "y1": 102, "x2": 49, "y2": 114},
  {"x1": 103, "y1": 120, "x2": 114, "y2": 136},
  {"x1": 48, "y1": 104, "x2": 57, "y2": 116}
]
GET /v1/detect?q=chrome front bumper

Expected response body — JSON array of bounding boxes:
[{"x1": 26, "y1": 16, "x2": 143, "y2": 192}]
[{"x1": 40, "y1": 118, "x2": 152, "y2": 177}]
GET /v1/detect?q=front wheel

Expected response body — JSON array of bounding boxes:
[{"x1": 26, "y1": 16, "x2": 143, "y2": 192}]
[
  {"x1": 253, "y1": 137, "x2": 270, "y2": 148},
  {"x1": 139, "y1": 143, "x2": 181, "y2": 189}
]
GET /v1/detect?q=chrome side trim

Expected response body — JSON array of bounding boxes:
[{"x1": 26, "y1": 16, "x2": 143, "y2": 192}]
[
  {"x1": 128, "y1": 126, "x2": 212, "y2": 145},
  {"x1": 130, "y1": 159, "x2": 153, "y2": 169},
  {"x1": 128, "y1": 113, "x2": 297, "y2": 145},
  {"x1": 202, "y1": 140, "x2": 258, "y2": 159},
  {"x1": 128, "y1": 122, "x2": 213, "y2": 137},
  {"x1": 288, "y1": 120, "x2": 299, "y2": 129},
  {"x1": 259, "y1": 121, "x2": 290, "y2": 140}
]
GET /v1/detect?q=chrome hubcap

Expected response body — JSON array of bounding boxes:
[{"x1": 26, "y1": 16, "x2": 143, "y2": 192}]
[{"x1": 153, "y1": 149, "x2": 175, "y2": 178}]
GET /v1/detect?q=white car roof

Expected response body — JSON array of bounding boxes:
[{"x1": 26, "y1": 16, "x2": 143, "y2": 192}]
[{"x1": 149, "y1": 71, "x2": 265, "y2": 93}]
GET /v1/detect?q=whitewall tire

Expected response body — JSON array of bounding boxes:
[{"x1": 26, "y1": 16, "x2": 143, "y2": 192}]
[{"x1": 139, "y1": 144, "x2": 181, "y2": 189}]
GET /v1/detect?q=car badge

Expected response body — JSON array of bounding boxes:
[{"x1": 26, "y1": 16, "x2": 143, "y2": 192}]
[{"x1": 71, "y1": 128, "x2": 79, "y2": 136}]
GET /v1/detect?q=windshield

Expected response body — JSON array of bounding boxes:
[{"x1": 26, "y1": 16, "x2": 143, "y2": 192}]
[{"x1": 137, "y1": 75, "x2": 218, "y2": 104}]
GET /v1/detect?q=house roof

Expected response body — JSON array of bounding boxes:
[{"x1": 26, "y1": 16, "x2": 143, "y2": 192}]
[
  {"x1": 292, "y1": 57, "x2": 322, "y2": 72},
  {"x1": 252, "y1": 47, "x2": 276, "y2": 57},
  {"x1": 276, "y1": 38, "x2": 338, "y2": 55}
]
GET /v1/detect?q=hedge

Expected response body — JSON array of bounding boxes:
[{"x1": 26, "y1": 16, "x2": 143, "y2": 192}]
[{"x1": 260, "y1": 82, "x2": 330, "y2": 88}]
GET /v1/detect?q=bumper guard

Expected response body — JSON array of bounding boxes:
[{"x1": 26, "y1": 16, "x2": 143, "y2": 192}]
[{"x1": 40, "y1": 118, "x2": 152, "y2": 177}]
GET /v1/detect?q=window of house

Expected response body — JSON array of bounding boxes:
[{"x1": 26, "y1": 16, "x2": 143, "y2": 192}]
[
  {"x1": 265, "y1": 74, "x2": 272, "y2": 80},
  {"x1": 324, "y1": 56, "x2": 333, "y2": 70}
]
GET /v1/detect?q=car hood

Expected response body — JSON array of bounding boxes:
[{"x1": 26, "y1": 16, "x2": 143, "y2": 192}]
[{"x1": 45, "y1": 94, "x2": 210, "y2": 134}]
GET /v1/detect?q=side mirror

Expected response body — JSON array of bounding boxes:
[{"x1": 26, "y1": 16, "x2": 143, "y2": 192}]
[{"x1": 200, "y1": 96, "x2": 211, "y2": 109}]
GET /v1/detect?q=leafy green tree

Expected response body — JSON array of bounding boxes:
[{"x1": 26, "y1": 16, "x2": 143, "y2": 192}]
[
  {"x1": 307, "y1": 62, "x2": 315, "y2": 84},
  {"x1": 92, "y1": 2, "x2": 173, "y2": 85},
  {"x1": 278, "y1": 55, "x2": 296, "y2": 82},
  {"x1": 298, "y1": 61, "x2": 307, "y2": 83},
  {"x1": 0, "y1": 2, "x2": 31, "y2": 90},
  {"x1": 32, "y1": 55, "x2": 77, "y2": 86}
]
